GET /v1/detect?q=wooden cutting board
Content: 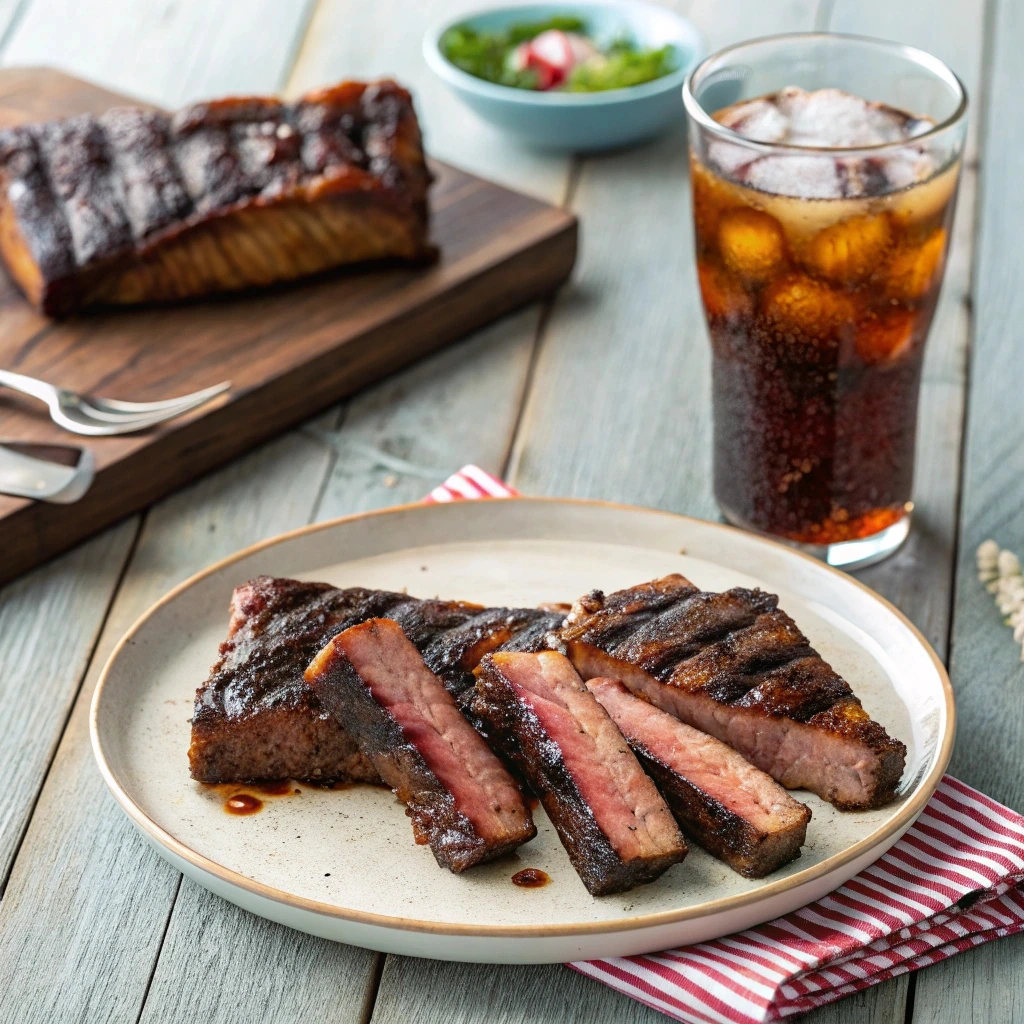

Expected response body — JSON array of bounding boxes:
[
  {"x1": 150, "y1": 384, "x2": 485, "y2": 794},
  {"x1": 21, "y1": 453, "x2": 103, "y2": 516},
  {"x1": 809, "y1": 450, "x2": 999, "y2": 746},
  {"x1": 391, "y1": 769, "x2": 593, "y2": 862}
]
[{"x1": 0, "y1": 68, "x2": 577, "y2": 585}]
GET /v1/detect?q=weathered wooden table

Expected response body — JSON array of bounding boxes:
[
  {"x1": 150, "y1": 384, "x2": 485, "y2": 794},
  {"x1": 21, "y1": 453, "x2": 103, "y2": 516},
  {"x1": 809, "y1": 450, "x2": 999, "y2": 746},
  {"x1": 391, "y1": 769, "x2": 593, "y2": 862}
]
[{"x1": 1, "y1": 0, "x2": 1020, "y2": 1021}]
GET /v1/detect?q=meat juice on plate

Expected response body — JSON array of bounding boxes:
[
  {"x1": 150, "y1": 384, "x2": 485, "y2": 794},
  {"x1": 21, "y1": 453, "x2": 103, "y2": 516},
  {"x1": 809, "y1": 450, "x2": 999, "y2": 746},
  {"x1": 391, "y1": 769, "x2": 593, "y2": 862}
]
[{"x1": 692, "y1": 87, "x2": 959, "y2": 546}]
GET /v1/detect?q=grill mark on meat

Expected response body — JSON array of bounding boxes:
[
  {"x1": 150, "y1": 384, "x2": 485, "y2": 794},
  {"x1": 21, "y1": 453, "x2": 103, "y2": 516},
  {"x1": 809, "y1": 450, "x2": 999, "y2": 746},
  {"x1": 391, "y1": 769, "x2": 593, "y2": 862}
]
[
  {"x1": 586, "y1": 677, "x2": 810, "y2": 877},
  {"x1": 0, "y1": 79, "x2": 433, "y2": 315},
  {"x1": 561, "y1": 576, "x2": 907, "y2": 811},
  {"x1": 663, "y1": 610, "x2": 813, "y2": 703},
  {"x1": 559, "y1": 576, "x2": 698, "y2": 650},
  {"x1": 305, "y1": 619, "x2": 536, "y2": 872},
  {"x1": 423, "y1": 607, "x2": 548, "y2": 701},
  {"x1": 733, "y1": 655, "x2": 854, "y2": 720},
  {"x1": 98, "y1": 109, "x2": 193, "y2": 241},
  {"x1": 494, "y1": 611, "x2": 566, "y2": 654},
  {"x1": 37, "y1": 116, "x2": 133, "y2": 267},
  {"x1": 384, "y1": 597, "x2": 483, "y2": 648},
  {"x1": 188, "y1": 576, "x2": 557, "y2": 785},
  {"x1": 612, "y1": 589, "x2": 778, "y2": 680},
  {"x1": 472, "y1": 651, "x2": 686, "y2": 896}
]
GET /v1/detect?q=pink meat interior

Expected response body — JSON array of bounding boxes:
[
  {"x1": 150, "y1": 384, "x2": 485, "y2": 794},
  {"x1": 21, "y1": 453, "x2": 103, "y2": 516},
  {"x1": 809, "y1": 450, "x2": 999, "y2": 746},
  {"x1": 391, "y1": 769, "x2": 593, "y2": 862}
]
[
  {"x1": 493, "y1": 651, "x2": 681, "y2": 861},
  {"x1": 586, "y1": 676, "x2": 808, "y2": 832},
  {"x1": 337, "y1": 619, "x2": 526, "y2": 843}
]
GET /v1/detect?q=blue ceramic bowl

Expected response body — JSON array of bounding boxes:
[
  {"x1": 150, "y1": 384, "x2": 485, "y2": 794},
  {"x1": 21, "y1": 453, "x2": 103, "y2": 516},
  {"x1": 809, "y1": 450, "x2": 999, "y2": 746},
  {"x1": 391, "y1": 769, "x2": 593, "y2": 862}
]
[{"x1": 423, "y1": 2, "x2": 705, "y2": 152}]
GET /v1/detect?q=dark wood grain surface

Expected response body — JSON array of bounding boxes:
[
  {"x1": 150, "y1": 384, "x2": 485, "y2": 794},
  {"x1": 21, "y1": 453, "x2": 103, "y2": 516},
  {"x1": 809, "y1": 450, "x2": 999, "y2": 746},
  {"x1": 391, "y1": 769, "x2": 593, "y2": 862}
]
[{"x1": 0, "y1": 68, "x2": 577, "y2": 583}]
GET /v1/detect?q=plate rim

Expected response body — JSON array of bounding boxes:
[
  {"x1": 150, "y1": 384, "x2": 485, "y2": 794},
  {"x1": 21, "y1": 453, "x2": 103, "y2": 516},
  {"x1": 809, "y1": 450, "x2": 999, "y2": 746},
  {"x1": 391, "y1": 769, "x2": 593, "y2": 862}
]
[{"x1": 90, "y1": 496, "x2": 956, "y2": 939}]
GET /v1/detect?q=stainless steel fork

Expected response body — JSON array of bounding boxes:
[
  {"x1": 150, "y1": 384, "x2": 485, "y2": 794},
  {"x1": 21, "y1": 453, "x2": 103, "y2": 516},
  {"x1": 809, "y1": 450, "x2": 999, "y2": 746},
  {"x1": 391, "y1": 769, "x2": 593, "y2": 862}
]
[{"x1": 0, "y1": 370, "x2": 231, "y2": 436}]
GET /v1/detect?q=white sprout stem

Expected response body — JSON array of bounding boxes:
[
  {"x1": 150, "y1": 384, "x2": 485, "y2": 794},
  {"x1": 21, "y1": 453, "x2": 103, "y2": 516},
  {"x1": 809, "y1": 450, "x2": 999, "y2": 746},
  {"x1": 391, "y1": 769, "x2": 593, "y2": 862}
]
[{"x1": 977, "y1": 540, "x2": 1024, "y2": 663}]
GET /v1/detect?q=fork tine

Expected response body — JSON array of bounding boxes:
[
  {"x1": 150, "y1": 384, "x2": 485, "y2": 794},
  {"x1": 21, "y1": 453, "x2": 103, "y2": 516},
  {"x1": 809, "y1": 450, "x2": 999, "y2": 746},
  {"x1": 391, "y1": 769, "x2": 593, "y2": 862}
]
[
  {"x1": 53, "y1": 400, "x2": 220, "y2": 436},
  {"x1": 81, "y1": 381, "x2": 231, "y2": 416},
  {"x1": 63, "y1": 382, "x2": 231, "y2": 434}
]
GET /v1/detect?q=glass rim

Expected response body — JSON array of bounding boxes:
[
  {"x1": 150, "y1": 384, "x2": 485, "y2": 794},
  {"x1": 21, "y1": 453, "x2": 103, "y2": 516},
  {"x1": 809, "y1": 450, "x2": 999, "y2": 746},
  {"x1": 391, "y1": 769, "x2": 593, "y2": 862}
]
[{"x1": 682, "y1": 31, "x2": 969, "y2": 158}]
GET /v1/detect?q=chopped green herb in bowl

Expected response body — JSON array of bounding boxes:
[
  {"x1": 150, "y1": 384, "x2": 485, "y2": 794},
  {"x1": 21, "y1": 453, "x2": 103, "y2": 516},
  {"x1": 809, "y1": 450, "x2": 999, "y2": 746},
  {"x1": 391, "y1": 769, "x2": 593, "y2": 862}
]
[
  {"x1": 440, "y1": 15, "x2": 678, "y2": 93},
  {"x1": 423, "y1": 2, "x2": 705, "y2": 152}
]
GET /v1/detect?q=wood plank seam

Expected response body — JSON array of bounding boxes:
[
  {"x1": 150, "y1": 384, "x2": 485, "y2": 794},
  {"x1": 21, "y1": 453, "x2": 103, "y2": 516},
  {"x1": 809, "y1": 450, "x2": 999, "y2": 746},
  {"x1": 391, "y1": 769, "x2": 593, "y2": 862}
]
[
  {"x1": 307, "y1": 409, "x2": 347, "y2": 522},
  {"x1": 0, "y1": 514, "x2": 143, "y2": 897},
  {"x1": 131, "y1": 874, "x2": 184, "y2": 1024},
  {"x1": 814, "y1": 0, "x2": 837, "y2": 31},
  {"x1": 276, "y1": 0, "x2": 321, "y2": 94},
  {"x1": 503, "y1": 158, "x2": 583, "y2": 484},
  {"x1": 360, "y1": 953, "x2": 387, "y2": 1024},
  {"x1": 938, "y1": 0, "x2": 994, "y2": 700}
]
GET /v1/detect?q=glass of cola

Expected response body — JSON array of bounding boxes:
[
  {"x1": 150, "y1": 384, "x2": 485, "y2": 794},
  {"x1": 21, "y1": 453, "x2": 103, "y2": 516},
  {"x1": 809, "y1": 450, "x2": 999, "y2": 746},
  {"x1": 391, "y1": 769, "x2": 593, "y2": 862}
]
[{"x1": 683, "y1": 35, "x2": 968, "y2": 568}]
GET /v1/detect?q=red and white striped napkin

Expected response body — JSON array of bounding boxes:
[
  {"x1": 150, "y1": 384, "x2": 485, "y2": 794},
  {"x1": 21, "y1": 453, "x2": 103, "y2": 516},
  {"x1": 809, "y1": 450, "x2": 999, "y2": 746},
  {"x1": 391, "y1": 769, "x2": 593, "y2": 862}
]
[
  {"x1": 424, "y1": 463, "x2": 521, "y2": 502},
  {"x1": 425, "y1": 466, "x2": 1024, "y2": 1023}
]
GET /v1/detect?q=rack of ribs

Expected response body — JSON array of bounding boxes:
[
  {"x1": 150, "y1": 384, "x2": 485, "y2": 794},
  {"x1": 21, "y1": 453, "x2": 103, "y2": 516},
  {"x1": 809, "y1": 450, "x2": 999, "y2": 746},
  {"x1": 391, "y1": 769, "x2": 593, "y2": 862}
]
[
  {"x1": 472, "y1": 651, "x2": 687, "y2": 895},
  {"x1": 191, "y1": 573, "x2": 906, "y2": 815},
  {"x1": 187, "y1": 575, "x2": 559, "y2": 785},
  {"x1": 0, "y1": 80, "x2": 432, "y2": 315},
  {"x1": 305, "y1": 619, "x2": 536, "y2": 872},
  {"x1": 557, "y1": 575, "x2": 907, "y2": 810}
]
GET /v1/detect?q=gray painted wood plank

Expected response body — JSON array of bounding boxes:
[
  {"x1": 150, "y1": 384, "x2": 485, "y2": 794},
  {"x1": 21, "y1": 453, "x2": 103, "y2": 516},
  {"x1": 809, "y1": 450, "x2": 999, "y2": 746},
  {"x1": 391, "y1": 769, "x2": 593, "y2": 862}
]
[
  {"x1": 371, "y1": 959, "x2": 669, "y2": 1024},
  {"x1": 0, "y1": 521, "x2": 137, "y2": 884},
  {"x1": 1, "y1": 0, "x2": 316, "y2": 105},
  {"x1": 912, "y1": 0, "x2": 1024, "y2": 1018},
  {"x1": 139, "y1": 878, "x2": 379, "y2": 1024},
  {"x1": 313, "y1": 308, "x2": 541, "y2": 517}
]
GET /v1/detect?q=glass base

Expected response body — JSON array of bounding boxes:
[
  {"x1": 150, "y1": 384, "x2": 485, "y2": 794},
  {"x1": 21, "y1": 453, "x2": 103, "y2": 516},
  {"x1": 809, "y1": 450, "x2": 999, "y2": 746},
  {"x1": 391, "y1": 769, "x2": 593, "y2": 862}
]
[{"x1": 720, "y1": 509, "x2": 912, "y2": 571}]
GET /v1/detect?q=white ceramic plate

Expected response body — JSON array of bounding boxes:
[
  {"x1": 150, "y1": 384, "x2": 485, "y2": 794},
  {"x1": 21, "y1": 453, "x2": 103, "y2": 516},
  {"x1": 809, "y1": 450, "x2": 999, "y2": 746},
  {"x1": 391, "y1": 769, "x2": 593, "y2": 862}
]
[{"x1": 91, "y1": 499, "x2": 953, "y2": 963}]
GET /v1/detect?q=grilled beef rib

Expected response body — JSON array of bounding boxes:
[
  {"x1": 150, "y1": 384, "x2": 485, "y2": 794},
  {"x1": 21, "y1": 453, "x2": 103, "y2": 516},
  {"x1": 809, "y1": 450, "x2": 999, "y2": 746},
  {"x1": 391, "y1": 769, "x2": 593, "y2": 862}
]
[
  {"x1": 557, "y1": 575, "x2": 907, "y2": 810},
  {"x1": 586, "y1": 677, "x2": 810, "y2": 877},
  {"x1": 188, "y1": 576, "x2": 548, "y2": 784},
  {"x1": 473, "y1": 651, "x2": 687, "y2": 895},
  {"x1": 305, "y1": 619, "x2": 536, "y2": 871},
  {"x1": 0, "y1": 80, "x2": 432, "y2": 315}
]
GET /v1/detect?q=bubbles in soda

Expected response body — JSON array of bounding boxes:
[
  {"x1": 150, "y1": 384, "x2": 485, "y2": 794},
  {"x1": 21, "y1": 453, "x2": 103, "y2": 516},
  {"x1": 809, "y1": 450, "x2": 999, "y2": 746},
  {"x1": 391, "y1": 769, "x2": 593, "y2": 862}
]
[{"x1": 692, "y1": 87, "x2": 960, "y2": 546}]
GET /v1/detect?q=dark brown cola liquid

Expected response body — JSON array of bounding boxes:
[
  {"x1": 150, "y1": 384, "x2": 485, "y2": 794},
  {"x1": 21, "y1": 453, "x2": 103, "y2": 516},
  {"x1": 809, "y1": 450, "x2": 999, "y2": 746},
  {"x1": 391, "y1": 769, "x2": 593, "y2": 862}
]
[{"x1": 692, "y1": 89, "x2": 959, "y2": 545}]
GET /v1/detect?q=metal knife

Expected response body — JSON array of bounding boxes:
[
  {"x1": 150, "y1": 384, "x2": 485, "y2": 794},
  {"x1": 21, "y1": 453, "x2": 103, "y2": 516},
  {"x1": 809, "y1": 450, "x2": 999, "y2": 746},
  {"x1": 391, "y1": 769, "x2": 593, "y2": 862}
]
[{"x1": 0, "y1": 442, "x2": 95, "y2": 503}]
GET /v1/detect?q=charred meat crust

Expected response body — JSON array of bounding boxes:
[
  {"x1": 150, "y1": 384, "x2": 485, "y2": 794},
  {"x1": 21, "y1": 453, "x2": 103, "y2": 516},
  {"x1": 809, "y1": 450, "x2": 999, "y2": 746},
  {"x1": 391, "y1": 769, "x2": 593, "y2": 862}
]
[
  {"x1": 559, "y1": 574, "x2": 907, "y2": 810},
  {"x1": 472, "y1": 652, "x2": 686, "y2": 896},
  {"x1": 0, "y1": 80, "x2": 433, "y2": 315},
  {"x1": 305, "y1": 620, "x2": 535, "y2": 872},
  {"x1": 188, "y1": 576, "x2": 548, "y2": 785},
  {"x1": 634, "y1": 748, "x2": 807, "y2": 877},
  {"x1": 422, "y1": 607, "x2": 549, "y2": 702}
]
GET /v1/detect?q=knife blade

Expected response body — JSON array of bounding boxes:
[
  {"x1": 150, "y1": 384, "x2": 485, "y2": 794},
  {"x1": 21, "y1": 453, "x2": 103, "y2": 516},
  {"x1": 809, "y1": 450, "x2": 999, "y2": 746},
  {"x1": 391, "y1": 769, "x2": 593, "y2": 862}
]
[{"x1": 0, "y1": 442, "x2": 94, "y2": 503}]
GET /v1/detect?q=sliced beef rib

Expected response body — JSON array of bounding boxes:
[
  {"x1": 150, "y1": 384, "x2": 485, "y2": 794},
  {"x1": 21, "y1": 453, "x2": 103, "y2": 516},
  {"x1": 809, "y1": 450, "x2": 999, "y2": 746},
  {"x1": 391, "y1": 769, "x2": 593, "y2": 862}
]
[
  {"x1": 472, "y1": 651, "x2": 686, "y2": 896},
  {"x1": 305, "y1": 618, "x2": 536, "y2": 872},
  {"x1": 586, "y1": 677, "x2": 810, "y2": 877},
  {"x1": 558, "y1": 575, "x2": 906, "y2": 810}
]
